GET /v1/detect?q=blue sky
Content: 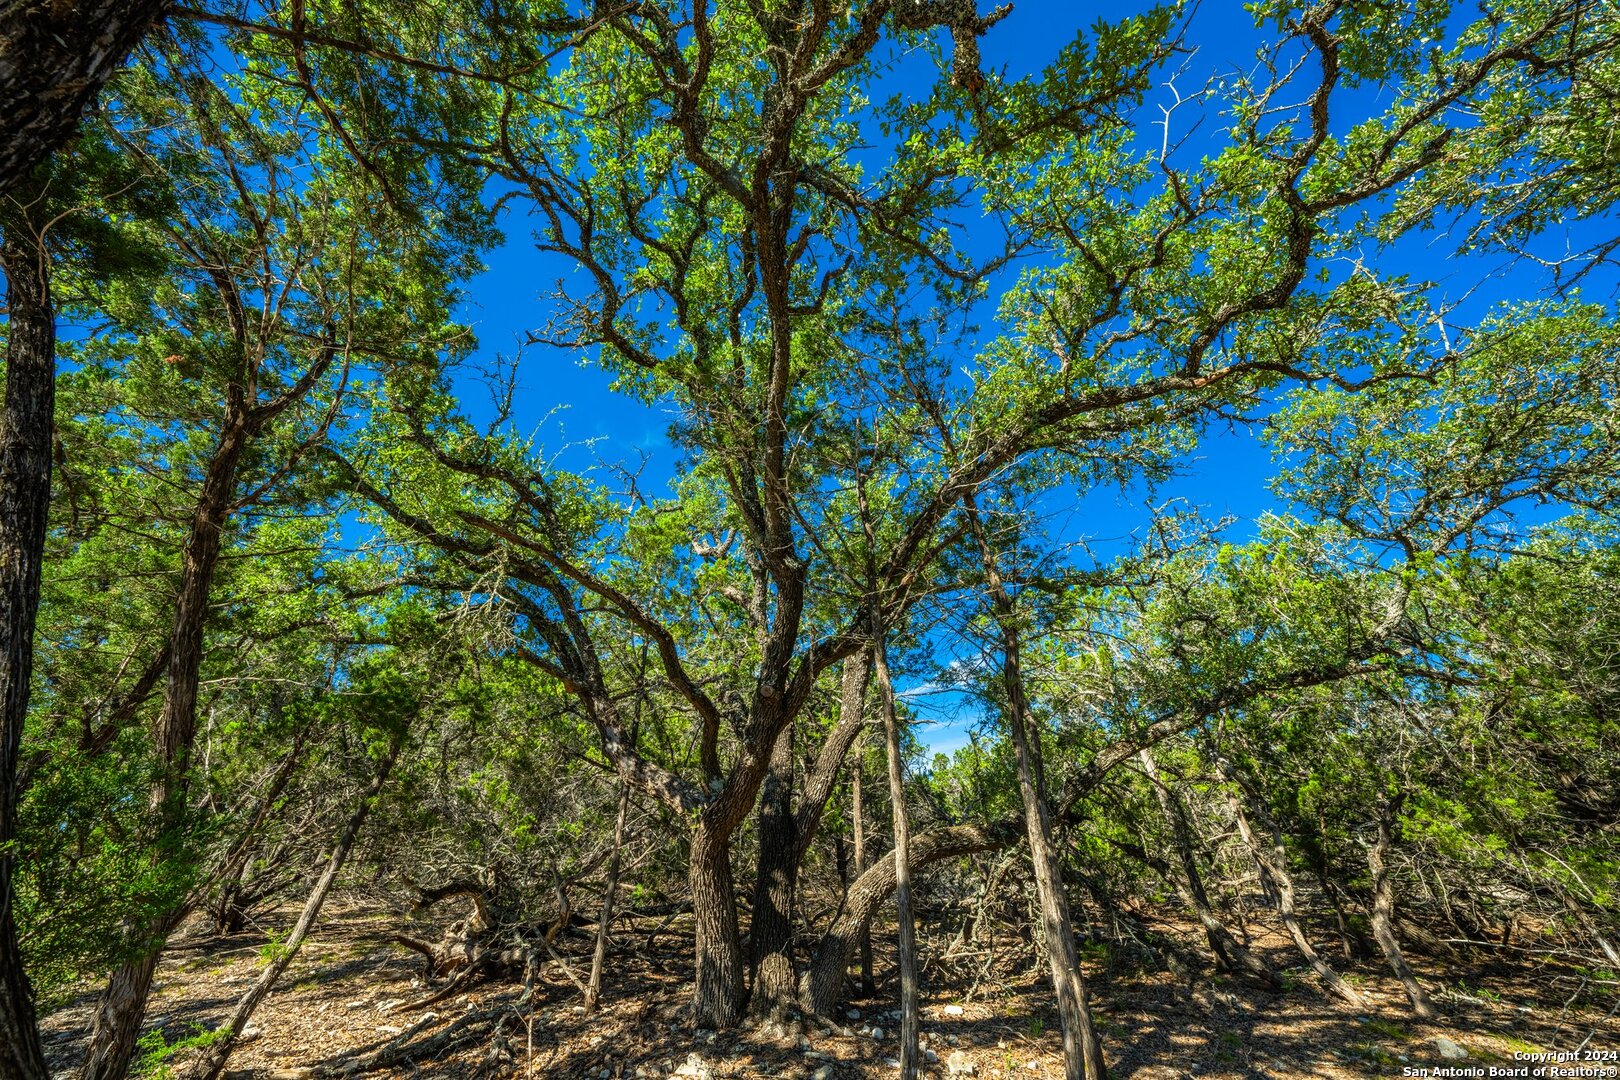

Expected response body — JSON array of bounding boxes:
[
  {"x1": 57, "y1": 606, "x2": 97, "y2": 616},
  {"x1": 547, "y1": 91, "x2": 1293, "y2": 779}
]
[{"x1": 445, "y1": 3, "x2": 1602, "y2": 757}]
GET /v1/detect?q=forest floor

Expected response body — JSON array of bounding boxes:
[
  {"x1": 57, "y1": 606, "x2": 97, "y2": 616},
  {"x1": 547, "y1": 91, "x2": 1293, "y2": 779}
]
[{"x1": 39, "y1": 901, "x2": 1620, "y2": 1080}]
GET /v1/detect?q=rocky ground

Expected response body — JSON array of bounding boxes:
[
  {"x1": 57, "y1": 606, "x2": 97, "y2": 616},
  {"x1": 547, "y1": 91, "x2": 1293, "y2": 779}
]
[{"x1": 40, "y1": 902, "x2": 1620, "y2": 1080}]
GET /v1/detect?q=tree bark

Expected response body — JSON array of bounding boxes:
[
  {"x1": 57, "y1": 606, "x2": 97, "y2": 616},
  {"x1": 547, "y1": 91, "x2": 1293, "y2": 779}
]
[
  {"x1": 0, "y1": 211, "x2": 55, "y2": 1080},
  {"x1": 0, "y1": 0, "x2": 171, "y2": 196},
  {"x1": 584, "y1": 780, "x2": 631, "y2": 1014},
  {"x1": 691, "y1": 815, "x2": 745, "y2": 1029},
  {"x1": 1139, "y1": 751, "x2": 1281, "y2": 990},
  {"x1": 749, "y1": 721, "x2": 798, "y2": 1014},
  {"x1": 1366, "y1": 796, "x2": 1437, "y2": 1018},
  {"x1": 750, "y1": 649, "x2": 871, "y2": 1015},
  {"x1": 1224, "y1": 786, "x2": 1367, "y2": 1008},
  {"x1": 185, "y1": 730, "x2": 406, "y2": 1080},
  {"x1": 872, "y1": 641, "x2": 920, "y2": 1079}
]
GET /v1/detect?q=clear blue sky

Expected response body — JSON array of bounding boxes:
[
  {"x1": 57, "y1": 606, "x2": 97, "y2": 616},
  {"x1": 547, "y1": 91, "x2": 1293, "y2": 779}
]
[{"x1": 448, "y1": 2, "x2": 1601, "y2": 757}]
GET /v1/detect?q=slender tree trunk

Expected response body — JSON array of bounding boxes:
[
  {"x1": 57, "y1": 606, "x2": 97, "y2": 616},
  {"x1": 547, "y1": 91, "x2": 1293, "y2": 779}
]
[
  {"x1": 872, "y1": 641, "x2": 919, "y2": 1079},
  {"x1": 966, "y1": 502, "x2": 1106, "y2": 1080},
  {"x1": 749, "y1": 722, "x2": 798, "y2": 1015},
  {"x1": 585, "y1": 780, "x2": 631, "y2": 1014},
  {"x1": 1224, "y1": 787, "x2": 1367, "y2": 1008},
  {"x1": 1366, "y1": 796, "x2": 1436, "y2": 1018},
  {"x1": 0, "y1": 215, "x2": 55, "y2": 1080},
  {"x1": 1139, "y1": 751, "x2": 1280, "y2": 990},
  {"x1": 851, "y1": 734, "x2": 874, "y2": 998},
  {"x1": 82, "y1": 408, "x2": 253, "y2": 1080},
  {"x1": 185, "y1": 730, "x2": 406, "y2": 1080}
]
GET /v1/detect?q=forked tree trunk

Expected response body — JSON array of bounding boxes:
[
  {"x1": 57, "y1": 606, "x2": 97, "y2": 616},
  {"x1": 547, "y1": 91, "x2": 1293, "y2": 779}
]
[
  {"x1": 185, "y1": 730, "x2": 406, "y2": 1080},
  {"x1": 0, "y1": 214, "x2": 55, "y2": 1080},
  {"x1": 967, "y1": 502, "x2": 1106, "y2": 1080},
  {"x1": 873, "y1": 642, "x2": 919, "y2": 1078},
  {"x1": 1139, "y1": 751, "x2": 1280, "y2": 990},
  {"x1": 585, "y1": 781, "x2": 632, "y2": 1014},
  {"x1": 1366, "y1": 795, "x2": 1436, "y2": 1018},
  {"x1": 750, "y1": 650, "x2": 871, "y2": 1015},
  {"x1": 1224, "y1": 786, "x2": 1367, "y2": 1008}
]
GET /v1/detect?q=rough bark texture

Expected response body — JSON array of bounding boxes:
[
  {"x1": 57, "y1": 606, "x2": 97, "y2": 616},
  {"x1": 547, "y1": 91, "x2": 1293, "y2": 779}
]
[
  {"x1": 186, "y1": 731, "x2": 405, "y2": 1080},
  {"x1": 749, "y1": 649, "x2": 871, "y2": 1015},
  {"x1": 749, "y1": 722, "x2": 798, "y2": 1014},
  {"x1": 873, "y1": 643, "x2": 920, "y2": 1079},
  {"x1": 0, "y1": 0, "x2": 171, "y2": 195},
  {"x1": 0, "y1": 214, "x2": 54, "y2": 1080},
  {"x1": 1367, "y1": 796, "x2": 1437, "y2": 1018},
  {"x1": 691, "y1": 817, "x2": 745, "y2": 1028}
]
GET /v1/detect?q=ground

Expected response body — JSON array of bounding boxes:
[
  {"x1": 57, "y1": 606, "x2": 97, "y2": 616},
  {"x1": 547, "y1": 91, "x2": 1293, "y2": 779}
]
[{"x1": 39, "y1": 902, "x2": 1620, "y2": 1080}]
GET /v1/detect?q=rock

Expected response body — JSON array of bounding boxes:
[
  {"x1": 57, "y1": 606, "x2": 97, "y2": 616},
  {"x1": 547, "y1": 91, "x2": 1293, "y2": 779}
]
[
  {"x1": 672, "y1": 1053, "x2": 716, "y2": 1080},
  {"x1": 925, "y1": 1048, "x2": 940, "y2": 1063},
  {"x1": 1433, "y1": 1037, "x2": 1468, "y2": 1061},
  {"x1": 846, "y1": 1008, "x2": 861, "y2": 1020},
  {"x1": 812, "y1": 1067, "x2": 836, "y2": 1080},
  {"x1": 943, "y1": 1004, "x2": 966, "y2": 1017},
  {"x1": 239, "y1": 1026, "x2": 262, "y2": 1042},
  {"x1": 947, "y1": 1050, "x2": 977, "y2": 1076},
  {"x1": 839, "y1": 1026, "x2": 853, "y2": 1038},
  {"x1": 600, "y1": 1069, "x2": 612, "y2": 1079},
  {"x1": 884, "y1": 1059, "x2": 901, "y2": 1069},
  {"x1": 1025, "y1": 1062, "x2": 1040, "y2": 1071},
  {"x1": 871, "y1": 1027, "x2": 883, "y2": 1040}
]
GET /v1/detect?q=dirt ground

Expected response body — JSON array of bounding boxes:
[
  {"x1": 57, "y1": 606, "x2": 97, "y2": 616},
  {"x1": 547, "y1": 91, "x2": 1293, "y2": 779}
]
[{"x1": 40, "y1": 902, "x2": 1620, "y2": 1080}]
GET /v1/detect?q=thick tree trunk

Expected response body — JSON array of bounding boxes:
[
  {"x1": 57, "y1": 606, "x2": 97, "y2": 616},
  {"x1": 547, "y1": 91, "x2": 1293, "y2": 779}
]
[
  {"x1": 585, "y1": 781, "x2": 631, "y2": 1014},
  {"x1": 872, "y1": 642, "x2": 919, "y2": 1079},
  {"x1": 0, "y1": 216, "x2": 55, "y2": 1080},
  {"x1": 185, "y1": 731, "x2": 404, "y2": 1080},
  {"x1": 749, "y1": 722, "x2": 798, "y2": 1014},
  {"x1": 0, "y1": 0, "x2": 170, "y2": 196},
  {"x1": 1366, "y1": 797, "x2": 1436, "y2": 1018},
  {"x1": 691, "y1": 818, "x2": 744, "y2": 1029},
  {"x1": 1139, "y1": 751, "x2": 1281, "y2": 990},
  {"x1": 1224, "y1": 787, "x2": 1367, "y2": 1008},
  {"x1": 966, "y1": 502, "x2": 1106, "y2": 1080}
]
